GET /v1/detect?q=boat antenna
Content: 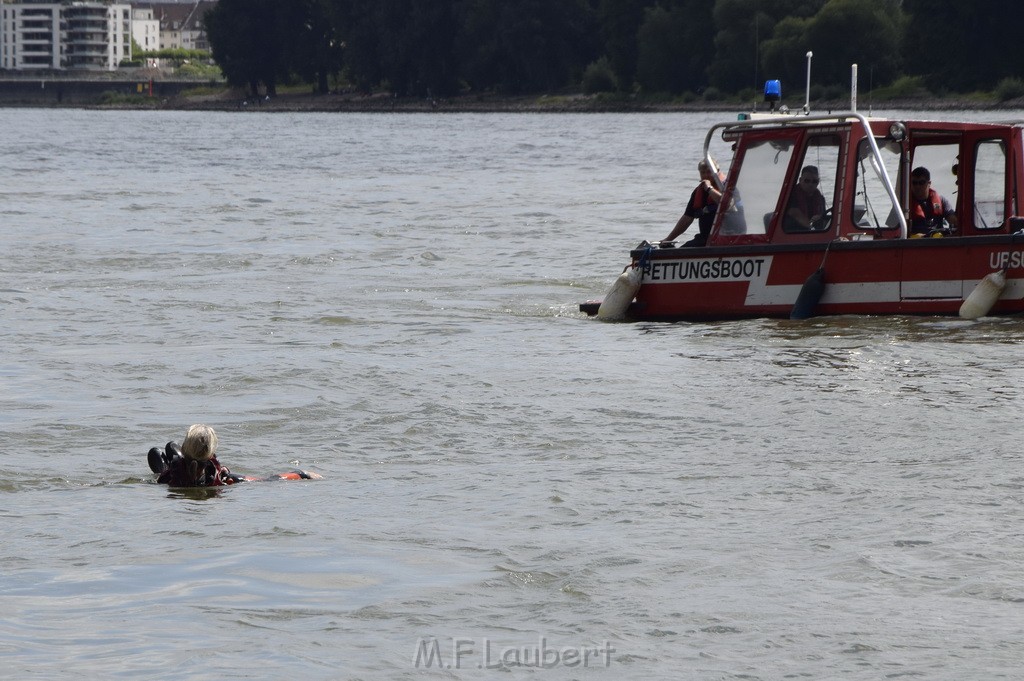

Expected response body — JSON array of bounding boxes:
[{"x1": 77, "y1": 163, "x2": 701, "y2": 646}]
[
  {"x1": 753, "y1": 16, "x2": 759, "y2": 111},
  {"x1": 850, "y1": 63, "x2": 858, "y2": 112},
  {"x1": 803, "y1": 51, "x2": 813, "y2": 114},
  {"x1": 868, "y1": 65, "x2": 874, "y2": 116}
]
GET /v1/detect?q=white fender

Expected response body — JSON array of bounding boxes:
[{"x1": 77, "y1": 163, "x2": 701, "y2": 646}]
[
  {"x1": 597, "y1": 266, "x2": 642, "y2": 320},
  {"x1": 959, "y1": 270, "x2": 1006, "y2": 319}
]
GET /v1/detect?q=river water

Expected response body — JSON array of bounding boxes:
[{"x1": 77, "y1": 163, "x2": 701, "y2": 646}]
[{"x1": 2, "y1": 107, "x2": 1023, "y2": 680}]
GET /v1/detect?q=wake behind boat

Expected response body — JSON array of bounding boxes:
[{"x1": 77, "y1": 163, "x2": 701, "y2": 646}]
[{"x1": 583, "y1": 59, "x2": 1024, "y2": 322}]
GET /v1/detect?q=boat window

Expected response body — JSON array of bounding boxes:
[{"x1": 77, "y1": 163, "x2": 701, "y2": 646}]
[
  {"x1": 909, "y1": 143, "x2": 960, "y2": 224},
  {"x1": 853, "y1": 138, "x2": 901, "y2": 230},
  {"x1": 729, "y1": 135, "x2": 797, "y2": 237},
  {"x1": 783, "y1": 134, "x2": 841, "y2": 233},
  {"x1": 972, "y1": 139, "x2": 1007, "y2": 230}
]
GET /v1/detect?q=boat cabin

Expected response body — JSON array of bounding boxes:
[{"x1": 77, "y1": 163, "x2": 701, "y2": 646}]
[
  {"x1": 585, "y1": 111, "x2": 1024, "y2": 321},
  {"x1": 706, "y1": 113, "x2": 1022, "y2": 246}
]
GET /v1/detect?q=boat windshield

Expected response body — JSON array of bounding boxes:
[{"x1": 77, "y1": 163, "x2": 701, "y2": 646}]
[
  {"x1": 782, "y1": 134, "x2": 841, "y2": 233},
  {"x1": 728, "y1": 136, "x2": 798, "y2": 237},
  {"x1": 854, "y1": 138, "x2": 901, "y2": 230}
]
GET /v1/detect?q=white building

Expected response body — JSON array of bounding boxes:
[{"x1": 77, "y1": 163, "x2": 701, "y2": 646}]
[
  {"x1": 131, "y1": 6, "x2": 158, "y2": 53},
  {"x1": 0, "y1": 0, "x2": 131, "y2": 71},
  {"x1": 133, "y1": 1, "x2": 215, "y2": 52}
]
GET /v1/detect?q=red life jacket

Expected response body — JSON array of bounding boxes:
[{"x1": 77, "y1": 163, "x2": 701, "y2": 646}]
[
  {"x1": 691, "y1": 185, "x2": 710, "y2": 210},
  {"x1": 690, "y1": 172, "x2": 727, "y2": 210},
  {"x1": 910, "y1": 188, "x2": 945, "y2": 231}
]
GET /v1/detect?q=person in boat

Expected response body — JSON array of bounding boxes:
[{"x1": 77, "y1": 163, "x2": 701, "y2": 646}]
[
  {"x1": 785, "y1": 165, "x2": 828, "y2": 230},
  {"x1": 148, "y1": 423, "x2": 323, "y2": 486},
  {"x1": 660, "y1": 159, "x2": 725, "y2": 247},
  {"x1": 908, "y1": 166, "x2": 958, "y2": 236}
]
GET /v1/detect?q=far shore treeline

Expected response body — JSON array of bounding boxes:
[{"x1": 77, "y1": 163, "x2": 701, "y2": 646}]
[{"x1": 204, "y1": 0, "x2": 1024, "y2": 103}]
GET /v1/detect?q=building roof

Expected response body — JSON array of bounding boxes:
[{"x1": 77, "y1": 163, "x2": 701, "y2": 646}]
[{"x1": 134, "y1": 1, "x2": 217, "y2": 31}]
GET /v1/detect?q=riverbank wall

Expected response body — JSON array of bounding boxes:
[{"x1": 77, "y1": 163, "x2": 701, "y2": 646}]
[{"x1": 0, "y1": 78, "x2": 213, "y2": 106}]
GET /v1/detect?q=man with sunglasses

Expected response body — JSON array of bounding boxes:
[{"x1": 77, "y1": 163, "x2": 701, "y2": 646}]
[
  {"x1": 786, "y1": 165, "x2": 828, "y2": 230},
  {"x1": 908, "y1": 166, "x2": 958, "y2": 236}
]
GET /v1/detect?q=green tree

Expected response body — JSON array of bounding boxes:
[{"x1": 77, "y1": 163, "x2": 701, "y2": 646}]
[
  {"x1": 293, "y1": 0, "x2": 344, "y2": 94},
  {"x1": 200, "y1": 0, "x2": 1024, "y2": 102},
  {"x1": 403, "y1": 0, "x2": 462, "y2": 96},
  {"x1": 901, "y1": 0, "x2": 1024, "y2": 92},
  {"x1": 723, "y1": 0, "x2": 900, "y2": 95},
  {"x1": 205, "y1": 0, "x2": 292, "y2": 96},
  {"x1": 635, "y1": 0, "x2": 716, "y2": 94},
  {"x1": 329, "y1": 0, "x2": 382, "y2": 93},
  {"x1": 458, "y1": 0, "x2": 597, "y2": 94},
  {"x1": 332, "y1": 0, "x2": 461, "y2": 96},
  {"x1": 597, "y1": 0, "x2": 656, "y2": 92},
  {"x1": 759, "y1": 15, "x2": 811, "y2": 90},
  {"x1": 709, "y1": 0, "x2": 826, "y2": 92},
  {"x1": 805, "y1": 0, "x2": 904, "y2": 88}
]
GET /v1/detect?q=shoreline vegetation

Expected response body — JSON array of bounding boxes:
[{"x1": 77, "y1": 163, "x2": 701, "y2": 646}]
[
  {"x1": 4, "y1": 80, "x2": 1024, "y2": 114},
  {"x1": 87, "y1": 91, "x2": 1024, "y2": 114}
]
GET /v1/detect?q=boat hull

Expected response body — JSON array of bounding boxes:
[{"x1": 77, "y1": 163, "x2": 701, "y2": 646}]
[{"x1": 583, "y1": 236, "x2": 1024, "y2": 321}]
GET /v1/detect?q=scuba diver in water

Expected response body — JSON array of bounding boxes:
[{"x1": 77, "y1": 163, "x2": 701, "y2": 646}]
[{"x1": 148, "y1": 424, "x2": 321, "y2": 486}]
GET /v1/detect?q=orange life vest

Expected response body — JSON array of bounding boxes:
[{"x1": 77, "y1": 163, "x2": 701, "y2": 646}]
[{"x1": 910, "y1": 188, "x2": 945, "y2": 231}]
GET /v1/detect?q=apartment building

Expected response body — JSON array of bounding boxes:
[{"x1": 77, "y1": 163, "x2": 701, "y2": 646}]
[
  {"x1": 0, "y1": 0, "x2": 131, "y2": 71},
  {"x1": 132, "y1": 1, "x2": 214, "y2": 51},
  {"x1": 131, "y1": 5, "x2": 157, "y2": 53},
  {"x1": 0, "y1": 0, "x2": 217, "y2": 73}
]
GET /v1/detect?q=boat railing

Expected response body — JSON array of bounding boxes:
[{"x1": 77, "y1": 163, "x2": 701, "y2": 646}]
[{"x1": 704, "y1": 112, "x2": 907, "y2": 238}]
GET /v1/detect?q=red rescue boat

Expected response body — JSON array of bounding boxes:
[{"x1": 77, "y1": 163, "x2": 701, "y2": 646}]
[{"x1": 583, "y1": 106, "x2": 1024, "y2": 321}]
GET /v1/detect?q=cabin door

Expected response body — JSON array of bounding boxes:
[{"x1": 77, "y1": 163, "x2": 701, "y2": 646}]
[{"x1": 961, "y1": 135, "x2": 1013, "y2": 233}]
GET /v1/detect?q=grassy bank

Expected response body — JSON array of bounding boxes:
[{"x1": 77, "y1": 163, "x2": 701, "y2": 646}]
[
  {"x1": 4, "y1": 79, "x2": 1024, "y2": 113},
  {"x1": 114, "y1": 86, "x2": 1024, "y2": 113}
]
